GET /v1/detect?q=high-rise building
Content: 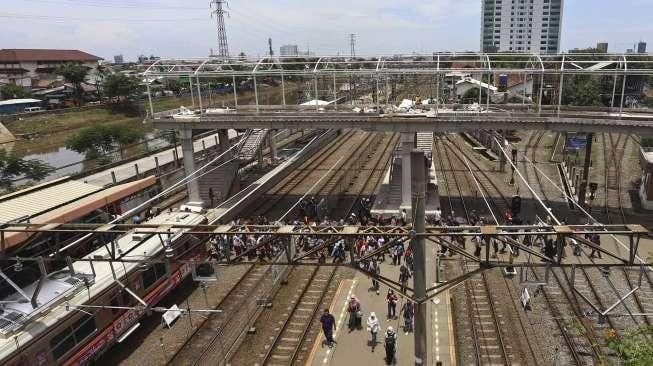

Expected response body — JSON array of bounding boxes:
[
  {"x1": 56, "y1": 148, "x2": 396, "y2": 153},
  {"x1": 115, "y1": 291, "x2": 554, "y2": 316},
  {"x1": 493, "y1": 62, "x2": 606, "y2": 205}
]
[
  {"x1": 280, "y1": 45, "x2": 299, "y2": 57},
  {"x1": 637, "y1": 41, "x2": 647, "y2": 54},
  {"x1": 481, "y1": 0, "x2": 564, "y2": 54},
  {"x1": 596, "y1": 42, "x2": 608, "y2": 53},
  {"x1": 113, "y1": 54, "x2": 124, "y2": 64}
]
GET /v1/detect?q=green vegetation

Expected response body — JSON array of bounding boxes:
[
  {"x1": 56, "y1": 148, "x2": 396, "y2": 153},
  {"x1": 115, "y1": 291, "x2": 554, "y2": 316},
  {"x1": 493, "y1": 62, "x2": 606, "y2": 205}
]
[
  {"x1": 0, "y1": 84, "x2": 30, "y2": 100},
  {"x1": 606, "y1": 326, "x2": 653, "y2": 365},
  {"x1": 0, "y1": 150, "x2": 51, "y2": 190},
  {"x1": 56, "y1": 64, "x2": 90, "y2": 106},
  {"x1": 562, "y1": 76, "x2": 602, "y2": 106},
  {"x1": 65, "y1": 124, "x2": 145, "y2": 161}
]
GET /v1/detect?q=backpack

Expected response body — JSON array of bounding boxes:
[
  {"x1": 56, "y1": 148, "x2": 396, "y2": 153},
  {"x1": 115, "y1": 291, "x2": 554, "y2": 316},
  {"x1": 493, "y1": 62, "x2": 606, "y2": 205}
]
[{"x1": 385, "y1": 334, "x2": 396, "y2": 348}]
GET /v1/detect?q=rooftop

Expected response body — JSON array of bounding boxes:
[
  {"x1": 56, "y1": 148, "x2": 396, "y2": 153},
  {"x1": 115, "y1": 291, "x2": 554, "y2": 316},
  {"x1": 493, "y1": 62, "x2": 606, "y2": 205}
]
[
  {"x1": 0, "y1": 98, "x2": 42, "y2": 106},
  {"x1": 0, "y1": 49, "x2": 102, "y2": 63}
]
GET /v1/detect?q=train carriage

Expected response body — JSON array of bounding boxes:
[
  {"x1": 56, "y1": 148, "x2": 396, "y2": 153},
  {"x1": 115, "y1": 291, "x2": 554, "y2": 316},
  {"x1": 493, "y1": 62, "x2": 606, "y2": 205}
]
[{"x1": 0, "y1": 209, "x2": 207, "y2": 366}]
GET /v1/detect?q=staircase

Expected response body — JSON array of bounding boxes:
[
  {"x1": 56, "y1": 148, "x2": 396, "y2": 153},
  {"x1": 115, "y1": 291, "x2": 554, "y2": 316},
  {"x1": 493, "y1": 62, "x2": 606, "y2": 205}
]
[
  {"x1": 198, "y1": 159, "x2": 239, "y2": 207},
  {"x1": 236, "y1": 129, "x2": 269, "y2": 161},
  {"x1": 416, "y1": 132, "x2": 434, "y2": 159}
]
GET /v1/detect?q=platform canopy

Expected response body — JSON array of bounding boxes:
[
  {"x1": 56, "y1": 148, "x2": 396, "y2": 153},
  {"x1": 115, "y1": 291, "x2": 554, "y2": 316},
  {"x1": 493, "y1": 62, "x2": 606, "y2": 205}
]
[{"x1": 141, "y1": 53, "x2": 653, "y2": 78}]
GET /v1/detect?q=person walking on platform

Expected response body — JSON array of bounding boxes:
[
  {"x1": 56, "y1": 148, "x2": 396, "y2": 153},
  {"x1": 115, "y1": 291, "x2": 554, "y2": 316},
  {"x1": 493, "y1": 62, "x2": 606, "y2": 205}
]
[
  {"x1": 348, "y1": 295, "x2": 362, "y2": 331},
  {"x1": 366, "y1": 312, "x2": 380, "y2": 351},
  {"x1": 320, "y1": 308, "x2": 336, "y2": 347},
  {"x1": 399, "y1": 263, "x2": 412, "y2": 293},
  {"x1": 386, "y1": 290, "x2": 398, "y2": 320},
  {"x1": 384, "y1": 326, "x2": 397, "y2": 364},
  {"x1": 370, "y1": 260, "x2": 380, "y2": 294},
  {"x1": 400, "y1": 209, "x2": 407, "y2": 225},
  {"x1": 590, "y1": 233, "x2": 602, "y2": 258},
  {"x1": 401, "y1": 300, "x2": 414, "y2": 333}
]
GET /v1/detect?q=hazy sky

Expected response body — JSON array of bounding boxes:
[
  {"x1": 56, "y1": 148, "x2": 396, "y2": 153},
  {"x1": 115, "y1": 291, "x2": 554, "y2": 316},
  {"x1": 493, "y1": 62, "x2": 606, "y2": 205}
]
[{"x1": 2, "y1": 0, "x2": 651, "y2": 61}]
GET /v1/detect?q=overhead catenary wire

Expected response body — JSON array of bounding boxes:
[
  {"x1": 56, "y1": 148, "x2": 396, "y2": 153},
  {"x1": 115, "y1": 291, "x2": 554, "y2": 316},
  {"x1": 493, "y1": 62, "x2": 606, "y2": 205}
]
[{"x1": 52, "y1": 131, "x2": 251, "y2": 256}]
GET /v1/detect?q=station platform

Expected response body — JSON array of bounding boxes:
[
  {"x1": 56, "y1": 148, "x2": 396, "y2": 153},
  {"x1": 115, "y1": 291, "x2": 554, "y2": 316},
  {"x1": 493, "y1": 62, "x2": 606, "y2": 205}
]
[
  {"x1": 307, "y1": 242, "x2": 455, "y2": 366},
  {"x1": 371, "y1": 155, "x2": 440, "y2": 219}
]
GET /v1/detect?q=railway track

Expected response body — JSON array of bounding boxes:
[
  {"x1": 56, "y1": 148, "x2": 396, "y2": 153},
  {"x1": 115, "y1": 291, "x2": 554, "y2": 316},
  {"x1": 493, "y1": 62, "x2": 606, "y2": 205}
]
[
  {"x1": 167, "y1": 264, "x2": 269, "y2": 365},
  {"x1": 261, "y1": 266, "x2": 338, "y2": 365},
  {"x1": 246, "y1": 130, "x2": 372, "y2": 219},
  {"x1": 224, "y1": 132, "x2": 397, "y2": 365},
  {"x1": 435, "y1": 135, "x2": 539, "y2": 365}
]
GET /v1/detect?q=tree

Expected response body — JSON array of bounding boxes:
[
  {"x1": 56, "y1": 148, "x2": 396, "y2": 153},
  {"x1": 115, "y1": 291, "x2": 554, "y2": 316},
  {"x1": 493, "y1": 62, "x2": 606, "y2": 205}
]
[
  {"x1": 562, "y1": 75, "x2": 602, "y2": 106},
  {"x1": 56, "y1": 63, "x2": 90, "y2": 106},
  {"x1": 0, "y1": 84, "x2": 30, "y2": 100},
  {"x1": 65, "y1": 124, "x2": 145, "y2": 160},
  {"x1": 103, "y1": 73, "x2": 141, "y2": 101},
  {"x1": 0, "y1": 150, "x2": 51, "y2": 191}
]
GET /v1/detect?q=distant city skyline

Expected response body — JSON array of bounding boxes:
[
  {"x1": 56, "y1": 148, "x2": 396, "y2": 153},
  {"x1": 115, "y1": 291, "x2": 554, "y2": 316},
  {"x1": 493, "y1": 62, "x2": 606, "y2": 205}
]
[{"x1": 2, "y1": 0, "x2": 651, "y2": 61}]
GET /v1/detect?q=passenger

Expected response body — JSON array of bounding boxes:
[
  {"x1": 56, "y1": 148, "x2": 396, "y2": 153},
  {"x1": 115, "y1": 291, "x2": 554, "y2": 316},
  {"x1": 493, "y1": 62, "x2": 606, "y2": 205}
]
[
  {"x1": 370, "y1": 260, "x2": 380, "y2": 294},
  {"x1": 347, "y1": 295, "x2": 362, "y2": 331},
  {"x1": 472, "y1": 234, "x2": 482, "y2": 257},
  {"x1": 590, "y1": 233, "x2": 602, "y2": 258},
  {"x1": 399, "y1": 263, "x2": 412, "y2": 293},
  {"x1": 392, "y1": 242, "x2": 404, "y2": 266},
  {"x1": 132, "y1": 214, "x2": 141, "y2": 225},
  {"x1": 400, "y1": 209, "x2": 407, "y2": 225},
  {"x1": 384, "y1": 326, "x2": 397, "y2": 364},
  {"x1": 320, "y1": 308, "x2": 337, "y2": 348},
  {"x1": 401, "y1": 300, "x2": 414, "y2": 333},
  {"x1": 366, "y1": 312, "x2": 380, "y2": 351},
  {"x1": 434, "y1": 208, "x2": 442, "y2": 224},
  {"x1": 386, "y1": 290, "x2": 398, "y2": 320}
]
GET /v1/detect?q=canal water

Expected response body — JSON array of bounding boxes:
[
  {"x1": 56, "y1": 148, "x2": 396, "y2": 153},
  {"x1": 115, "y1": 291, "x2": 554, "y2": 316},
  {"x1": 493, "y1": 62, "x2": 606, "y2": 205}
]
[{"x1": 3, "y1": 129, "x2": 169, "y2": 185}]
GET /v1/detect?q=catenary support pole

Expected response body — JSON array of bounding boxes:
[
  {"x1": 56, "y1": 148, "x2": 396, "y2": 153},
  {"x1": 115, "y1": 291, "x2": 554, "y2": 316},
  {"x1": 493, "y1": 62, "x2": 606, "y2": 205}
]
[
  {"x1": 577, "y1": 133, "x2": 593, "y2": 207},
  {"x1": 411, "y1": 150, "x2": 428, "y2": 366}
]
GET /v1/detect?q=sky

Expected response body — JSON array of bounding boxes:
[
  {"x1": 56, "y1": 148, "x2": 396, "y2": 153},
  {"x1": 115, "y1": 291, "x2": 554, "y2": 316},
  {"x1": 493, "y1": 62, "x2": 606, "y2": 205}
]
[{"x1": 2, "y1": 0, "x2": 652, "y2": 61}]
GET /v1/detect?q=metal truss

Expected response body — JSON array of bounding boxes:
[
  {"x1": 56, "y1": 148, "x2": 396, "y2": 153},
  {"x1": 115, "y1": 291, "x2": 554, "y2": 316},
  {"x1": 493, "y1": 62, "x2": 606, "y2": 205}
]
[
  {"x1": 141, "y1": 52, "x2": 653, "y2": 78},
  {"x1": 1, "y1": 223, "x2": 650, "y2": 304}
]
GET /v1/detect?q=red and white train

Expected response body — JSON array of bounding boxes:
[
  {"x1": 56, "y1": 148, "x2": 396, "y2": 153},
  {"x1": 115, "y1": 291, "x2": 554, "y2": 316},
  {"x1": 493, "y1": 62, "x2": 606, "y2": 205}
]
[{"x1": 0, "y1": 209, "x2": 207, "y2": 366}]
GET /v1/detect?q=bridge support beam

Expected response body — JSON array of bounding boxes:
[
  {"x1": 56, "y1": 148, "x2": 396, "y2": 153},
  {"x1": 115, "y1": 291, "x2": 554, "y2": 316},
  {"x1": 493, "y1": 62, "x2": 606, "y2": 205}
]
[
  {"x1": 180, "y1": 129, "x2": 203, "y2": 204},
  {"x1": 401, "y1": 133, "x2": 415, "y2": 215},
  {"x1": 218, "y1": 129, "x2": 230, "y2": 154},
  {"x1": 267, "y1": 130, "x2": 278, "y2": 162}
]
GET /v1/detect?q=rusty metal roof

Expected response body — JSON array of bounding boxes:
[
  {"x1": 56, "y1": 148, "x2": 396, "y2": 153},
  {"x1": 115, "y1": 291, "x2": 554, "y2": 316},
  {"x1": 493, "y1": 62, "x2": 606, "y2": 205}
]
[{"x1": 0, "y1": 49, "x2": 102, "y2": 63}]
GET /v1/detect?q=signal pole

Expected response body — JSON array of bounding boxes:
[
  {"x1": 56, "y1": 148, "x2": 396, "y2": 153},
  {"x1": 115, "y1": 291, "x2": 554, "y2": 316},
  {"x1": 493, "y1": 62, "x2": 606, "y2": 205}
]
[
  {"x1": 211, "y1": 0, "x2": 230, "y2": 58},
  {"x1": 349, "y1": 33, "x2": 357, "y2": 57}
]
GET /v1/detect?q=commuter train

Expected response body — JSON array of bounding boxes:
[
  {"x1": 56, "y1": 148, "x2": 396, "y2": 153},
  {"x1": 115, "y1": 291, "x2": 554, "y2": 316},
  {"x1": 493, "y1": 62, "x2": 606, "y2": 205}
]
[{"x1": 0, "y1": 209, "x2": 207, "y2": 366}]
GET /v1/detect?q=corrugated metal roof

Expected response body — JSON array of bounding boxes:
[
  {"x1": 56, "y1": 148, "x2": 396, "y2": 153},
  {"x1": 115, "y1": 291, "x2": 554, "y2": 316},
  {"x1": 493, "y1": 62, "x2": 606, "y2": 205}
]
[
  {"x1": 0, "y1": 180, "x2": 102, "y2": 223},
  {"x1": 0, "y1": 49, "x2": 102, "y2": 62}
]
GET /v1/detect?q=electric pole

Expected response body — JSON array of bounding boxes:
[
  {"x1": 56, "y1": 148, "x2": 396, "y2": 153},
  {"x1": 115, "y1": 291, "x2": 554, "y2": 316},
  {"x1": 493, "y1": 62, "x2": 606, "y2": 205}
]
[
  {"x1": 211, "y1": 0, "x2": 229, "y2": 58},
  {"x1": 349, "y1": 33, "x2": 357, "y2": 57}
]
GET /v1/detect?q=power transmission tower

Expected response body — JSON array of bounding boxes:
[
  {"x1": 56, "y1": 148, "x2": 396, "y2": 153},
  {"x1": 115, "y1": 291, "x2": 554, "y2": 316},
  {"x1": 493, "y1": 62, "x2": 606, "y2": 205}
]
[
  {"x1": 349, "y1": 33, "x2": 357, "y2": 57},
  {"x1": 211, "y1": 0, "x2": 229, "y2": 58}
]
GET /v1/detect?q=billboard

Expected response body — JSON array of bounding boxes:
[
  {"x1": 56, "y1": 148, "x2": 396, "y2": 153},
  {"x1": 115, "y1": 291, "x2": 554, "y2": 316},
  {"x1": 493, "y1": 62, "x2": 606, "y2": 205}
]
[{"x1": 564, "y1": 134, "x2": 587, "y2": 151}]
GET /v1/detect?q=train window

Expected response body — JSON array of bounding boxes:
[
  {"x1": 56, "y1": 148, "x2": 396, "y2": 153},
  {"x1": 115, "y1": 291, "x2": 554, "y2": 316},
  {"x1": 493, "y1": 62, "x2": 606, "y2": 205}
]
[
  {"x1": 110, "y1": 296, "x2": 120, "y2": 315},
  {"x1": 73, "y1": 314, "x2": 96, "y2": 343},
  {"x1": 142, "y1": 266, "x2": 157, "y2": 289},
  {"x1": 50, "y1": 329, "x2": 76, "y2": 360},
  {"x1": 49, "y1": 314, "x2": 96, "y2": 361}
]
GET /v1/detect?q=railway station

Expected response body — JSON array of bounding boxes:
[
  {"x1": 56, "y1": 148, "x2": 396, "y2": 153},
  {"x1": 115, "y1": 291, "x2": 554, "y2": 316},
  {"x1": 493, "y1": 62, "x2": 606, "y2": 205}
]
[{"x1": 1, "y1": 50, "x2": 653, "y2": 366}]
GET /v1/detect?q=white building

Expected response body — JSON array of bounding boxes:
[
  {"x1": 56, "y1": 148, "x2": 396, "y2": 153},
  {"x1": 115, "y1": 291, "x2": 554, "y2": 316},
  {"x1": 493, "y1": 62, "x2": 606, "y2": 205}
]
[
  {"x1": 280, "y1": 45, "x2": 299, "y2": 57},
  {"x1": 480, "y1": 0, "x2": 564, "y2": 54},
  {"x1": 0, "y1": 49, "x2": 102, "y2": 88}
]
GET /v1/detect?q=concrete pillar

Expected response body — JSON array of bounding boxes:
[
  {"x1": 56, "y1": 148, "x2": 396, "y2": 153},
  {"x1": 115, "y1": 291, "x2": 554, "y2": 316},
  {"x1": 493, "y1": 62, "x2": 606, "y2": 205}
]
[
  {"x1": 400, "y1": 133, "x2": 415, "y2": 213},
  {"x1": 180, "y1": 129, "x2": 202, "y2": 204},
  {"x1": 218, "y1": 130, "x2": 230, "y2": 154},
  {"x1": 257, "y1": 146, "x2": 265, "y2": 168},
  {"x1": 268, "y1": 131, "x2": 278, "y2": 161}
]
